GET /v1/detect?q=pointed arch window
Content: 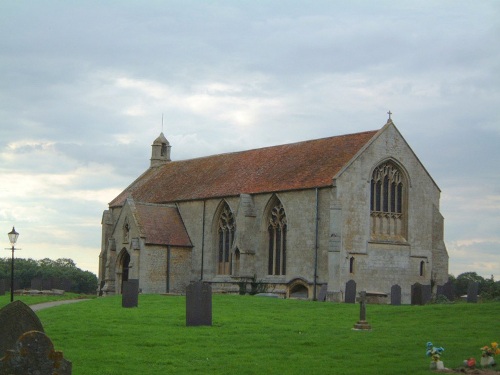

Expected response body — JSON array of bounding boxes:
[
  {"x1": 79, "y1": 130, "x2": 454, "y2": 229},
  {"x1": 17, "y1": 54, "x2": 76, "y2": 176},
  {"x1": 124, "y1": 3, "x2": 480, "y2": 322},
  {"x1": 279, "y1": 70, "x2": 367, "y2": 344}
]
[
  {"x1": 217, "y1": 203, "x2": 235, "y2": 275},
  {"x1": 268, "y1": 201, "x2": 287, "y2": 276},
  {"x1": 370, "y1": 161, "x2": 407, "y2": 241}
]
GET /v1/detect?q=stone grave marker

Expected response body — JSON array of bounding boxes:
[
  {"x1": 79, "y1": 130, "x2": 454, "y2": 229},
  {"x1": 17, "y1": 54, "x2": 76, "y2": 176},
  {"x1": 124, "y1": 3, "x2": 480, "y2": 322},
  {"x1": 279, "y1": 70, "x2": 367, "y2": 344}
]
[
  {"x1": 467, "y1": 281, "x2": 479, "y2": 303},
  {"x1": 186, "y1": 281, "x2": 212, "y2": 326},
  {"x1": 0, "y1": 330, "x2": 72, "y2": 375},
  {"x1": 422, "y1": 284, "x2": 432, "y2": 304},
  {"x1": 353, "y1": 291, "x2": 372, "y2": 330},
  {"x1": 437, "y1": 280, "x2": 455, "y2": 301},
  {"x1": 0, "y1": 300, "x2": 45, "y2": 356},
  {"x1": 122, "y1": 279, "x2": 139, "y2": 308},
  {"x1": 411, "y1": 283, "x2": 423, "y2": 305},
  {"x1": 0, "y1": 279, "x2": 5, "y2": 296},
  {"x1": 390, "y1": 284, "x2": 401, "y2": 305},
  {"x1": 317, "y1": 284, "x2": 328, "y2": 302},
  {"x1": 345, "y1": 280, "x2": 356, "y2": 303}
]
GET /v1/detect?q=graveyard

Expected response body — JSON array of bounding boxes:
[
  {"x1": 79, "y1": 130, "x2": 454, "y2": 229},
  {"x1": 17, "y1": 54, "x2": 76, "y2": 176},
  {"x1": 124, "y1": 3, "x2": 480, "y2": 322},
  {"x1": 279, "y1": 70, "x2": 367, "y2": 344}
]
[{"x1": 0, "y1": 293, "x2": 498, "y2": 375}]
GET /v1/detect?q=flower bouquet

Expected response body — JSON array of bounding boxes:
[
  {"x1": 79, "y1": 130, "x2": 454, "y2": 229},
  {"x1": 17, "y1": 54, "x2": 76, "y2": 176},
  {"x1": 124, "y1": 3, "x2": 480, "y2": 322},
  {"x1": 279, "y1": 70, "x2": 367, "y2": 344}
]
[
  {"x1": 426, "y1": 342, "x2": 445, "y2": 370},
  {"x1": 480, "y1": 342, "x2": 499, "y2": 367}
]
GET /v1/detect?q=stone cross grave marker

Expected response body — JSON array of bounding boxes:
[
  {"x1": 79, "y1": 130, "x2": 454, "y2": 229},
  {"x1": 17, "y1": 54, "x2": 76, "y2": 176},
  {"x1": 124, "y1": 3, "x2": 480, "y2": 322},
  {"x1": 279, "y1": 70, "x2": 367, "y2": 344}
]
[
  {"x1": 0, "y1": 300, "x2": 45, "y2": 356},
  {"x1": 467, "y1": 281, "x2": 479, "y2": 303},
  {"x1": 0, "y1": 330, "x2": 72, "y2": 375},
  {"x1": 345, "y1": 280, "x2": 356, "y2": 303},
  {"x1": 186, "y1": 281, "x2": 212, "y2": 326},
  {"x1": 390, "y1": 284, "x2": 401, "y2": 305},
  {"x1": 122, "y1": 279, "x2": 139, "y2": 308},
  {"x1": 353, "y1": 291, "x2": 372, "y2": 330}
]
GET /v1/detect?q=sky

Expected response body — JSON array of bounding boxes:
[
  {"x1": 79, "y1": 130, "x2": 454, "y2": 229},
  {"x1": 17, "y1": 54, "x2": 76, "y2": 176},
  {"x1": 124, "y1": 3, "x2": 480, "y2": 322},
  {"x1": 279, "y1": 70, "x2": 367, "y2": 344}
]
[{"x1": 0, "y1": 1, "x2": 499, "y2": 280}]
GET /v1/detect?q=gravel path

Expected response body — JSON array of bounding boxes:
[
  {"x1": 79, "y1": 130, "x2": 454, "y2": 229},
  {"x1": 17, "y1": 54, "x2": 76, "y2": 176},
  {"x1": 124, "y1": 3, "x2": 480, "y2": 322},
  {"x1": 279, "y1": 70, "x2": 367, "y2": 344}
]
[{"x1": 30, "y1": 299, "x2": 90, "y2": 312}]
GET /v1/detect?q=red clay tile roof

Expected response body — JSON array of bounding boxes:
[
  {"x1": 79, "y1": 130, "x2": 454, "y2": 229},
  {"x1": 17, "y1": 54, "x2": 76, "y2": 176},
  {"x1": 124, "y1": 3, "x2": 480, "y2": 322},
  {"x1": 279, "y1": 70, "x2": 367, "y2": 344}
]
[
  {"x1": 134, "y1": 203, "x2": 192, "y2": 247},
  {"x1": 110, "y1": 129, "x2": 378, "y2": 207}
]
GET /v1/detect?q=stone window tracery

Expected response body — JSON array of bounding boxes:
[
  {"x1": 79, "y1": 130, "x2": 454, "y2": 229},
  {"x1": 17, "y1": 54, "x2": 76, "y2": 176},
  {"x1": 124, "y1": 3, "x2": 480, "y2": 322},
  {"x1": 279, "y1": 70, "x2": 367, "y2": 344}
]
[
  {"x1": 268, "y1": 201, "x2": 287, "y2": 276},
  {"x1": 370, "y1": 161, "x2": 407, "y2": 241},
  {"x1": 217, "y1": 203, "x2": 235, "y2": 275}
]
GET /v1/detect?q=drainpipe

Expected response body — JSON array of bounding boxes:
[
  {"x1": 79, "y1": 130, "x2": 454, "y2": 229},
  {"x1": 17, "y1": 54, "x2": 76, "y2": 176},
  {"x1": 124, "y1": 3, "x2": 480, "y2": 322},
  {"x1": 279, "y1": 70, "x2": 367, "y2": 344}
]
[
  {"x1": 166, "y1": 245, "x2": 171, "y2": 293},
  {"x1": 314, "y1": 188, "x2": 319, "y2": 300},
  {"x1": 200, "y1": 200, "x2": 206, "y2": 281}
]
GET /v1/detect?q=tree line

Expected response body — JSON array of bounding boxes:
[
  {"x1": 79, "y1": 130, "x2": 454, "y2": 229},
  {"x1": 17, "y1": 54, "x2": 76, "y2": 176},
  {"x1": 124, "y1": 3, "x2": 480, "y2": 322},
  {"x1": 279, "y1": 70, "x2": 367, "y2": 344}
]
[
  {"x1": 0, "y1": 257, "x2": 97, "y2": 294},
  {"x1": 449, "y1": 272, "x2": 500, "y2": 300}
]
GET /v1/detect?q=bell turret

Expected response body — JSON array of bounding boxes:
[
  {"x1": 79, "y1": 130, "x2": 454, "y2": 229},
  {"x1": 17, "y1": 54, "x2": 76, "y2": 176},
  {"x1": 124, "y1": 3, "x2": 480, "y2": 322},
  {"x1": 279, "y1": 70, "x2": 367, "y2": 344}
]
[{"x1": 150, "y1": 132, "x2": 171, "y2": 167}]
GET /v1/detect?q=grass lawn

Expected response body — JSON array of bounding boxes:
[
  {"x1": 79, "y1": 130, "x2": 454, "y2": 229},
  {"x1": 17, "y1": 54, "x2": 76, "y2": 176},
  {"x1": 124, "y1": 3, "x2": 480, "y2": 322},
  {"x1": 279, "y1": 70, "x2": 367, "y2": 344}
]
[{"x1": 9, "y1": 295, "x2": 500, "y2": 374}]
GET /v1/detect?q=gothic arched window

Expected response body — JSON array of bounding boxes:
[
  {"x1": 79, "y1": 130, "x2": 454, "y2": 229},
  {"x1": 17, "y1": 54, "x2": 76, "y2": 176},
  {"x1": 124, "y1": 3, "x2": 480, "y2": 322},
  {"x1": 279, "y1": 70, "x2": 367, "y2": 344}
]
[
  {"x1": 268, "y1": 201, "x2": 287, "y2": 276},
  {"x1": 217, "y1": 203, "x2": 235, "y2": 275},
  {"x1": 370, "y1": 161, "x2": 406, "y2": 241}
]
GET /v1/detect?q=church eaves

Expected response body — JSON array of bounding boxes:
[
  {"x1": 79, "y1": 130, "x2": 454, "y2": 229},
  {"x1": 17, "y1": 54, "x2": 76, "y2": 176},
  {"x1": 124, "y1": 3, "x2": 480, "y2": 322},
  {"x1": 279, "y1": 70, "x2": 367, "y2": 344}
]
[{"x1": 109, "y1": 129, "x2": 378, "y2": 207}]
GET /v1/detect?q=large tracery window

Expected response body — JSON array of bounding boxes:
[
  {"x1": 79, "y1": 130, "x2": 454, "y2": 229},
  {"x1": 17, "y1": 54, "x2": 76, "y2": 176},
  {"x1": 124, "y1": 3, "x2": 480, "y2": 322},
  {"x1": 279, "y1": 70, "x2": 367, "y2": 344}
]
[
  {"x1": 370, "y1": 161, "x2": 406, "y2": 241},
  {"x1": 268, "y1": 201, "x2": 287, "y2": 276},
  {"x1": 217, "y1": 203, "x2": 235, "y2": 275}
]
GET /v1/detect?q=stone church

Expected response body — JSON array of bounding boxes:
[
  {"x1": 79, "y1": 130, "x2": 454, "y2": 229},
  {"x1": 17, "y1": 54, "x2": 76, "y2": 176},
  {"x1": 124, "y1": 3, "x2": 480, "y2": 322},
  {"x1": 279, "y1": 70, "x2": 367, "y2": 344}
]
[{"x1": 98, "y1": 118, "x2": 449, "y2": 303}]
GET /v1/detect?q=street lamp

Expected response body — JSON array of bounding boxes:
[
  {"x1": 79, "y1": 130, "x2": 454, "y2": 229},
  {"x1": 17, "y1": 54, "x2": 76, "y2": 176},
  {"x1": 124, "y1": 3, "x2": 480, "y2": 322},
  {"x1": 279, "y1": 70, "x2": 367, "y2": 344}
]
[{"x1": 7, "y1": 227, "x2": 19, "y2": 303}]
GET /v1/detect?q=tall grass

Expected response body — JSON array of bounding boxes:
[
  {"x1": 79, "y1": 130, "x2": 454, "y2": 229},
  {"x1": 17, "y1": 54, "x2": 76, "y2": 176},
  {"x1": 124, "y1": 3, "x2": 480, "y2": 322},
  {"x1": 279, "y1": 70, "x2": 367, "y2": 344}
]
[{"x1": 27, "y1": 296, "x2": 500, "y2": 374}]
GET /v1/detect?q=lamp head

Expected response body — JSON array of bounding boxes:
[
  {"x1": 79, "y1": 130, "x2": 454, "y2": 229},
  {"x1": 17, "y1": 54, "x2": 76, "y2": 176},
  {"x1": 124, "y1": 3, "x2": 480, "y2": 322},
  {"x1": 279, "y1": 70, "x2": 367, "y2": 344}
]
[{"x1": 8, "y1": 227, "x2": 19, "y2": 246}]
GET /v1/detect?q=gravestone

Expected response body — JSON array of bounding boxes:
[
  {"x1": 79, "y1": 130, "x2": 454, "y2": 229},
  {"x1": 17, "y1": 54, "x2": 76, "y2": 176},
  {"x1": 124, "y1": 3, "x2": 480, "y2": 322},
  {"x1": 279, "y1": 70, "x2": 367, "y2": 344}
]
[
  {"x1": 353, "y1": 291, "x2": 372, "y2": 330},
  {"x1": 422, "y1": 284, "x2": 432, "y2": 304},
  {"x1": 390, "y1": 284, "x2": 401, "y2": 305},
  {"x1": 467, "y1": 281, "x2": 479, "y2": 303},
  {"x1": 0, "y1": 330, "x2": 72, "y2": 374},
  {"x1": 345, "y1": 280, "x2": 356, "y2": 303},
  {"x1": 411, "y1": 283, "x2": 423, "y2": 305},
  {"x1": 122, "y1": 279, "x2": 139, "y2": 308},
  {"x1": 0, "y1": 280, "x2": 5, "y2": 296},
  {"x1": 437, "y1": 281, "x2": 455, "y2": 301},
  {"x1": 186, "y1": 281, "x2": 212, "y2": 326},
  {"x1": 0, "y1": 300, "x2": 45, "y2": 356},
  {"x1": 317, "y1": 284, "x2": 328, "y2": 302}
]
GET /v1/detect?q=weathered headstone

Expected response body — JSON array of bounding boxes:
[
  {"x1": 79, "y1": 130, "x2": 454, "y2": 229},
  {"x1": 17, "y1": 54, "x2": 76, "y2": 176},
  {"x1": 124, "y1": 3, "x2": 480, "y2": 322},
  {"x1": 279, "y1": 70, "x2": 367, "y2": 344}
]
[
  {"x1": 467, "y1": 281, "x2": 479, "y2": 303},
  {"x1": 0, "y1": 280, "x2": 5, "y2": 296},
  {"x1": 437, "y1": 281, "x2": 455, "y2": 301},
  {"x1": 422, "y1": 284, "x2": 432, "y2": 304},
  {"x1": 390, "y1": 284, "x2": 402, "y2": 305},
  {"x1": 345, "y1": 280, "x2": 356, "y2": 303},
  {"x1": 0, "y1": 300, "x2": 45, "y2": 356},
  {"x1": 0, "y1": 330, "x2": 72, "y2": 374},
  {"x1": 353, "y1": 291, "x2": 372, "y2": 330},
  {"x1": 186, "y1": 281, "x2": 212, "y2": 326},
  {"x1": 411, "y1": 283, "x2": 423, "y2": 305},
  {"x1": 317, "y1": 284, "x2": 328, "y2": 302},
  {"x1": 122, "y1": 279, "x2": 139, "y2": 308}
]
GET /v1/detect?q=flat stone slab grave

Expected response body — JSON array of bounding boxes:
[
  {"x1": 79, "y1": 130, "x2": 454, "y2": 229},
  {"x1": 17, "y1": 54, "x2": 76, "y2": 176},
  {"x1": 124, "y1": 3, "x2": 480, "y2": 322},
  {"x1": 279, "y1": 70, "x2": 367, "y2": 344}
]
[{"x1": 186, "y1": 281, "x2": 212, "y2": 326}]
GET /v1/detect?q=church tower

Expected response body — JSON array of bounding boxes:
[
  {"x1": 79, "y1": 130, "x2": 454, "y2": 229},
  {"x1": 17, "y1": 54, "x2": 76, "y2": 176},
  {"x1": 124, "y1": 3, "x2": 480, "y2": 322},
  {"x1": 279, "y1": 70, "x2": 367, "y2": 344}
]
[{"x1": 150, "y1": 132, "x2": 171, "y2": 167}]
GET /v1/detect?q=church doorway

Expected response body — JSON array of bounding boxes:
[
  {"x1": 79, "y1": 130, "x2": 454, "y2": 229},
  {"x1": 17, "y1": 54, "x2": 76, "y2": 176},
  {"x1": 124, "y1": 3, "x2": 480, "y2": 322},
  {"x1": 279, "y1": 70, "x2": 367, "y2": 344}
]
[{"x1": 117, "y1": 249, "x2": 131, "y2": 294}]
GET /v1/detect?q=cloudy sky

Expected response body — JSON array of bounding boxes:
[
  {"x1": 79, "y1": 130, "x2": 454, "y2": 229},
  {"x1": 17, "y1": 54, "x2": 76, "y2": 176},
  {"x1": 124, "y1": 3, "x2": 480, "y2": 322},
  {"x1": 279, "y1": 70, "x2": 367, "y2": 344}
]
[{"x1": 0, "y1": 1, "x2": 498, "y2": 280}]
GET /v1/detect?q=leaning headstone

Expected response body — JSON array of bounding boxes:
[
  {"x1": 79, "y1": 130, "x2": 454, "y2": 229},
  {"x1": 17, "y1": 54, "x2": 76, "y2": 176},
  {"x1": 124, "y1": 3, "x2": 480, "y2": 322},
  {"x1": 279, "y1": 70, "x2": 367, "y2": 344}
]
[
  {"x1": 0, "y1": 300, "x2": 45, "y2": 356},
  {"x1": 411, "y1": 283, "x2": 423, "y2": 305},
  {"x1": 467, "y1": 281, "x2": 479, "y2": 303},
  {"x1": 391, "y1": 284, "x2": 401, "y2": 305},
  {"x1": 0, "y1": 330, "x2": 72, "y2": 374},
  {"x1": 122, "y1": 279, "x2": 139, "y2": 308},
  {"x1": 186, "y1": 281, "x2": 212, "y2": 326},
  {"x1": 0, "y1": 280, "x2": 5, "y2": 296},
  {"x1": 345, "y1": 280, "x2": 356, "y2": 303},
  {"x1": 317, "y1": 284, "x2": 328, "y2": 302},
  {"x1": 353, "y1": 291, "x2": 372, "y2": 330}
]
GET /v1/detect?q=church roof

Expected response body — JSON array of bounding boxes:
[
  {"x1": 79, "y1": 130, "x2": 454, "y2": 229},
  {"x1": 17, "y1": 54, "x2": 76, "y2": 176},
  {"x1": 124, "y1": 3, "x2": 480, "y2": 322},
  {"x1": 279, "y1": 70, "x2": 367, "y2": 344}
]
[
  {"x1": 109, "y1": 129, "x2": 378, "y2": 207},
  {"x1": 134, "y1": 202, "x2": 192, "y2": 247}
]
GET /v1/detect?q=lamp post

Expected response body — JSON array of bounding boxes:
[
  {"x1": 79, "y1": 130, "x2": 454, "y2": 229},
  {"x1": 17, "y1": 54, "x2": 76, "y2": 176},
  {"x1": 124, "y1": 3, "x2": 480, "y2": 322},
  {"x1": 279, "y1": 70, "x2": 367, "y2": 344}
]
[{"x1": 7, "y1": 227, "x2": 19, "y2": 303}]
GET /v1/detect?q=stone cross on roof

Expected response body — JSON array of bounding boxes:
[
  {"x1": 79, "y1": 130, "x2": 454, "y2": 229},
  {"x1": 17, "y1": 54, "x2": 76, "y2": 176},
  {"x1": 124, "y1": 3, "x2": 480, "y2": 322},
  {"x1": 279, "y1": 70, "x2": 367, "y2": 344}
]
[{"x1": 387, "y1": 110, "x2": 393, "y2": 121}]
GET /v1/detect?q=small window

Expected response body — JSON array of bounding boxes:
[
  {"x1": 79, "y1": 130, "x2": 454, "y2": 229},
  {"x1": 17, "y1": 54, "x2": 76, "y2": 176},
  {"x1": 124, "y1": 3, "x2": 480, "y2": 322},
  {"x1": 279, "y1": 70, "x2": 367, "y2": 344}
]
[
  {"x1": 349, "y1": 257, "x2": 355, "y2": 274},
  {"x1": 419, "y1": 261, "x2": 425, "y2": 276}
]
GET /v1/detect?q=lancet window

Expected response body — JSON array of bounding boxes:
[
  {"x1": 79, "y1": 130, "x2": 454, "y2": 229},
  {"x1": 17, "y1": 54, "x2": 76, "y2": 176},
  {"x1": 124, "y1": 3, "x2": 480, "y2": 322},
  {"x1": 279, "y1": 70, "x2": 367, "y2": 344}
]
[
  {"x1": 268, "y1": 201, "x2": 287, "y2": 276},
  {"x1": 217, "y1": 203, "x2": 235, "y2": 275},
  {"x1": 370, "y1": 161, "x2": 407, "y2": 241}
]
